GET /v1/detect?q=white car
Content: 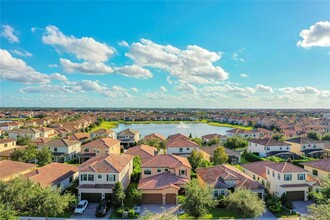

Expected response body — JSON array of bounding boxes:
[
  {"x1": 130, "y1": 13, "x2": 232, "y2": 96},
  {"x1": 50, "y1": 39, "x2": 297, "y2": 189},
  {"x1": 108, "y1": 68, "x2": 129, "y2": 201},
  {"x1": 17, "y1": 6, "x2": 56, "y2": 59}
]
[{"x1": 74, "y1": 200, "x2": 88, "y2": 214}]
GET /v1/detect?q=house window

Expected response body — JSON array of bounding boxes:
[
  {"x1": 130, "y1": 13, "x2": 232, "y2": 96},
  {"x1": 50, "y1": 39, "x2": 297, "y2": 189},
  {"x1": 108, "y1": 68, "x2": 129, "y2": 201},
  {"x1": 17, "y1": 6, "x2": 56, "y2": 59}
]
[
  {"x1": 164, "y1": 168, "x2": 169, "y2": 172},
  {"x1": 98, "y1": 174, "x2": 102, "y2": 179},
  {"x1": 84, "y1": 148, "x2": 89, "y2": 152},
  {"x1": 278, "y1": 173, "x2": 280, "y2": 180},
  {"x1": 187, "y1": 148, "x2": 190, "y2": 151},
  {"x1": 267, "y1": 169, "x2": 270, "y2": 175},
  {"x1": 280, "y1": 147, "x2": 282, "y2": 150},
  {"x1": 107, "y1": 174, "x2": 116, "y2": 182},
  {"x1": 287, "y1": 147, "x2": 289, "y2": 150},
  {"x1": 312, "y1": 169, "x2": 318, "y2": 176},
  {"x1": 253, "y1": 175, "x2": 256, "y2": 180},
  {"x1": 272, "y1": 171, "x2": 275, "y2": 177},
  {"x1": 54, "y1": 147, "x2": 57, "y2": 152},
  {"x1": 180, "y1": 169, "x2": 186, "y2": 176},
  {"x1": 4, "y1": 144, "x2": 7, "y2": 147},
  {"x1": 69, "y1": 176, "x2": 73, "y2": 183},
  {"x1": 179, "y1": 148, "x2": 183, "y2": 152},
  {"x1": 313, "y1": 145, "x2": 316, "y2": 148},
  {"x1": 298, "y1": 173, "x2": 305, "y2": 180},
  {"x1": 144, "y1": 169, "x2": 151, "y2": 175},
  {"x1": 220, "y1": 190, "x2": 226, "y2": 195},
  {"x1": 213, "y1": 190, "x2": 219, "y2": 197},
  {"x1": 157, "y1": 168, "x2": 161, "y2": 173},
  {"x1": 87, "y1": 174, "x2": 94, "y2": 181},
  {"x1": 284, "y1": 174, "x2": 292, "y2": 181}
]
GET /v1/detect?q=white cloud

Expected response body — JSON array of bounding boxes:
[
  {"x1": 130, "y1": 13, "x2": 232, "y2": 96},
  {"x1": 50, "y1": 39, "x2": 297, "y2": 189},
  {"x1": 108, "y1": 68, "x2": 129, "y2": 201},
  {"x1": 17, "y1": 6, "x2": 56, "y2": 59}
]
[
  {"x1": 75, "y1": 80, "x2": 107, "y2": 91},
  {"x1": 256, "y1": 84, "x2": 273, "y2": 93},
  {"x1": 232, "y1": 52, "x2": 238, "y2": 61},
  {"x1": 297, "y1": 21, "x2": 330, "y2": 48},
  {"x1": 1, "y1": 25, "x2": 19, "y2": 43},
  {"x1": 126, "y1": 39, "x2": 228, "y2": 84},
  {"x1": 60, "y1": 58, "x2": 114, "y2": 74},
  {"x1": 160, "y1": 86, "x2": 167, "y2": 92},
  {"x1": 166, "y1": 76, "x2": 174, "y2": 85},
  {"x1": 31, "y1": 27, "x2": 37, "y2": 32},
  {"x1": 42, "y1": 25, "x2": 116, "y2": 62},
  {"x1": 114, "y1": 64, "x2": 153, "y2": 79},
  {"x1": 20, "y1": 84, "x2": 76, "y2": 93},
  {"x1": 49, "y1": 73, "x2": 68, "y2": 81},
  {"x1": 175, "y1": 83, "x2": 197, "y2": 93},
  {"x1": 10, "y1": 49, "x2": 32, "y2": 57},
  {"x1": 118, "y1": 40, "x2": 129, "y2": 47},
  {"x1": 0, "y1": 49, "x2": 50, "y2": 84},
  {"x1": 279, "y1": 86, "x2": 323, "y2": 95},
  {"x1": 48, "y1": 64, "x2": 58, "y2": 68},
  {"x1": 240, "y1": 73, "x2": 248, "y2": 78},
  {"x1": 130, "y1": 87, "x2": 139, "y2": 92},
  {"x1": 101, "y1": 86, "x2": 132, "y2": 98}
]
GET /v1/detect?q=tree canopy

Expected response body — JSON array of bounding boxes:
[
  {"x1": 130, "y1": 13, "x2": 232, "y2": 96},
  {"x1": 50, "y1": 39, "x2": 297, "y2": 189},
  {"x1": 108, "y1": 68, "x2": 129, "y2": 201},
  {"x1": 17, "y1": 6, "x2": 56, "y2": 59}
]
[
  {"x1": 10, "y1": 145, "x2": 52, "y2": 166},
  {"x1": 112, "y1": 182, "x2": 126, "y2": 208},
  {"x1": 223, "y1": 136, "x2": 248, "y2": 150},
  {"x1": 188, "y1": 150, "x2": 209, "y2": 170},
  {"x1": 213, "y1": 146, "x2": 229, "y2": 165},
  {"x1": 307, "y1": 131, "x2": 322, "y2": 140}
]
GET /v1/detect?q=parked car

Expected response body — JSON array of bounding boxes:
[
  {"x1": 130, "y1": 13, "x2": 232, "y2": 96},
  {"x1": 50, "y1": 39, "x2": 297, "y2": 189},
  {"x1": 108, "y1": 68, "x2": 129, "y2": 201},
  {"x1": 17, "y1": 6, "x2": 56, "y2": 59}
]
[
  {"x1": 133, "y1": 205, "x2": 141, "y2": 214},
  {"x1": 74, "y1": 200, "x2": 88, "y2": 214},
  {"x1": 95, "y1": 200, "x2": 108, "y2": 217}
]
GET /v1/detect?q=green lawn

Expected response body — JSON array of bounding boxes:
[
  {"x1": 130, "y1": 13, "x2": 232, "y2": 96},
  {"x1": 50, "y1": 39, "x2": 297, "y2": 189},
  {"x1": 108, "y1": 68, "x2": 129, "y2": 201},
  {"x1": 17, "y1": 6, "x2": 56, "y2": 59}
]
[
  {"x1": 178, "y1": 207, "x2": 245, "y2": 219},
  {"x1": 207, "y1": 122, "x2": 252, "y2": 130},
  {"x1": 90, "y1": 121, "x2": 120, "y2": 132}
]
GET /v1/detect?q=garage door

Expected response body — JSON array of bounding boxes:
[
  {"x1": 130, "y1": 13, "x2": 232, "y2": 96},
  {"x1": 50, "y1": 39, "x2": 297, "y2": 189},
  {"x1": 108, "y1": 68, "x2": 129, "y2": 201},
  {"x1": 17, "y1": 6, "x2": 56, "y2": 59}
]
[
  {"x1": 142, "y1": 194, "x2": 162, "y2": 204},
  {"x1": 286, "y1": 191, "x2": 305, "y2": 201},
  {"x1": 81, "y1": 193, "x2": 102, "y2": 203},
  {"x1": 166, "y1": 194, "x2": 176, "y2": 204}
]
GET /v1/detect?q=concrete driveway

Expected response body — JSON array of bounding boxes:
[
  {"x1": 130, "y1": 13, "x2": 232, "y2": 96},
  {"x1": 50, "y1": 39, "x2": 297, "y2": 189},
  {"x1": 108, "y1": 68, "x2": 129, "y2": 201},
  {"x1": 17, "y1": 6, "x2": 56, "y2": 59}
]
[
  {"x1": 71, "y1": 203, "x2": 111, "y2": 219},
  {"x1": 141, "y1": 204, "x2": 179, "y2": 216},
  {"x1": 293, "y1": 201, "x2": 312, "y2": 215}
]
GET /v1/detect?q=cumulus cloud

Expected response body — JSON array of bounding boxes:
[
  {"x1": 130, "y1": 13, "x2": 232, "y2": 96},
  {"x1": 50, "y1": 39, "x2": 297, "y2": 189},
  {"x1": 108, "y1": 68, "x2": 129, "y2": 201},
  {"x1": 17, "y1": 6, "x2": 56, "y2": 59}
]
[
  {"x1": 126, "y1": 39, "x2": 228, "y2": 84},
  {"x1": 1, "y1": 25, "x2": 19, "y2": 43},
  {"x1": 297, "y1": 21, "x2": 330, "y2": 48},
  {"x1": 279, "y1": 86, "x2": 324, "y2": 95},
  {"x1": 48, "y1": 64, "x2": 58, "y2": 68},
  {"x1": 175, "y1": 84, "x2": 197, "y2": 93},
  {"x1": 49, "y1": 73, "x2": 68, "y2": 81},
  {"x1": 114, "y1": 65, "x2": 152, "y2": 79},
  {"x1": 240, "y1": 73, "x2": 248, "y2": 78},
  {"x1": 60, "y1": 58, "x2": 114, "y2": 74},
  {"x1": 160, "y1": 86, "x2": 167, "y2": 92},
  {"x1": 130, "y1": 87, "x2": 139, "y2": 92},
  {"x1": 256, "y1": 84, "x2": 273, "y2": 93},
  {"x1": 101, "y1": 85, "x2": 132, "y2": 98},
  {"x1": 10, "y1": 49, "x2": 32, "y2": 57},
  {"x1": 42, "y1": 25, "x2": 116, "y2": 62},
  {"x1": 0, "y1": 49, "x2": 50, "y2": 84},
  {"x1": 118, "y1": 40, "x2": 129, "y2": 47}
]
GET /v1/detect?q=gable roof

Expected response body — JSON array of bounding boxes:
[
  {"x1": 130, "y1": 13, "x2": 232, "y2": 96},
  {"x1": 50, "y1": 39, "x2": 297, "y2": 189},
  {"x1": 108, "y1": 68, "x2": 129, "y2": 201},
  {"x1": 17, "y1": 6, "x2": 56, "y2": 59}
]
[
  {"x1": 138, "y1": 172, "x2": 188, "y2": 190},
  {"x1": 166, "y1": 138, "x2": 199, "y2": 148},
  {"x1": 40, "y1": 138, "x2": 81, "y2": 147},
  {"x1": 90, "y1": 128, "x2": 114, "y2": 135},
  {"x1": 249, "y1": 138, "x2": 291, "y2": 146},
  {"x1": 0, "y1": 160, "x2": 36, "y2": 180},
  {"x1": 82, "y1": 138, "x2": 120, "y2": 149},
  {"x1": 144, "y1": 133, "x2": 166, "y2": 141},
  {"x1": 241, "y1": 161, "x2": 276, "y2": 178},
  {"x1": 118, "y1": 128, "x2": 139, "y2": 135},
  {"x1": 266, "y1": 162, "x2": 307, "y2": 173},
  {"x1": 201, "y1": 133, "x2": 222, "y2": 139},
  {"x1": 168, "y1": 133, "x2": 188, "y2": 141},
  {"x1": 8, "y1": 128, "x2": 42, "y2": 134},
  {"x1": 200, "y1": 145, "x2": 241, "y2": 157},
  {"x1": 286, "y1": 137, "x2": 324, "y2": 144},
  {"x1": 142, "y1": 154, "x2": 191, "y2": 169},
  {"x1": 301, "y1": 158, "x2": 330, "y2": 173},
  {"x1": 226, "y1": 128, "x2": 257, "y2": 134},
  {"x1": 125, "y1": 144, "x2": 157, "y2": 159}
]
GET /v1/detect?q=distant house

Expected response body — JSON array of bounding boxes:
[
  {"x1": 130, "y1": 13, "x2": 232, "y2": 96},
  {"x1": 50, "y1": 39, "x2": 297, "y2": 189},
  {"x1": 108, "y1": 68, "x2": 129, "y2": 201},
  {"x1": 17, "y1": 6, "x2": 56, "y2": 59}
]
[
  {"x1": 201, "y1": 133, "x2": 222, "y2": 143},
  {"x1": 70, "y1": 132, "x2": 90, "y2": 142},
  {"x1": 166, "y1": 133, "x2": 199, "y2": 156},
  {"x1": 200, "y1": 145, "x2": 241, "y2": 164},
  {"x1": 226, "y1": 128, "x2": 260, "y2": 139},
  {"x1": 285, "y1": 137, "x2": 329, "y2": 158},
  {"x1": 117, "y1": 129, "x2": 140, "y2": 147},
  {"x1": 90, "y1": 129, "x2": 115, "y2": 139},
  {"x1": 196, "y1": 164, "x2": 265, "y2": 199},
  {"x1": 0, "y1": 160, "x2": 37, "y2": 182},
  {"x1": 248, "y1": 138, "x2": 294, "y2": 159},
  {"x1": 25, "y1": 163, "x2": 78, "y2": 190},
  {"x1": 38, "y1": 138, "x2": 81, "y2": 162},
  {"x1": 80, "y1": 138, "x2": 121, "y2": 163},
  {"x1": 144, "y1": 133, "x2": 166, "y2": 141},
  {"x1": 125, "y1": 144, "x2": 157, "y2": 163},
  {"x1": 7, "y1": 128, "x2": 42, "y2": 140},
  {"x1": 77, "y1": 154, "x2": 134, "y2": 202},
  {"x1": 256, "y1": 128, "x2": 274, "y2": 138},
  {"x1": 138, "y1": 154, "x2": 191, "y2": 204},
  {"x1": 39, "y1": 127, "x2": 56, "y2": 138},
  {"x1": 0, "y1": 138, "x2": 16, "y2": 154},
  {"x1": 301, "y1": 158, "x2": 330, "y2": 180},
  {"x1": 0, "y1": 121, "x2": 21, "y2": 130}
]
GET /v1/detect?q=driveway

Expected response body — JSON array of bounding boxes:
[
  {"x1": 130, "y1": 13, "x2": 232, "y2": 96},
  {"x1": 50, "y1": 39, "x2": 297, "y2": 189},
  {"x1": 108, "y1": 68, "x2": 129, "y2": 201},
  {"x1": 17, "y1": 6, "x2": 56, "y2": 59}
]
[
  {"x1": 293, "y1": 201, "x2": 312, "y2": 215},
  {"x1": 141, "y1": 204, "x2": 179, "y2": 216},
  {"x1": 71, "y1": 203, "x2": 112, "y2": 219}
]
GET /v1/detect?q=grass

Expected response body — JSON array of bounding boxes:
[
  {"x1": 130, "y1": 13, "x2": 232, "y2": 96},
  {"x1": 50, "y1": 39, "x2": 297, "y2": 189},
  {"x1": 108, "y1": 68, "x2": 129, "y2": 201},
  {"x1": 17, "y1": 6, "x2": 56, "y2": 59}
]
[
  {"x1": 273, "y1": 207, "x2": 299, "y2": 218},
  {"x1": 178, "y1": 207, "x2": 245, "y2": 219},
  {"x1": 90, "y1": 121, "x2": 120, "y2": 132},
  {"x1": 207, "y1": 122, "x2": 252, "y2": 130}
]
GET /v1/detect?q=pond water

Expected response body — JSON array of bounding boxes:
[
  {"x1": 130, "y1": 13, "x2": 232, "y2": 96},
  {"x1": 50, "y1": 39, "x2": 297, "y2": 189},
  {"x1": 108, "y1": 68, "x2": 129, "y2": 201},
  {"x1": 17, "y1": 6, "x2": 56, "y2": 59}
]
[{"x1": 112, "y1": 122, "x2": 231, "y2": 138}]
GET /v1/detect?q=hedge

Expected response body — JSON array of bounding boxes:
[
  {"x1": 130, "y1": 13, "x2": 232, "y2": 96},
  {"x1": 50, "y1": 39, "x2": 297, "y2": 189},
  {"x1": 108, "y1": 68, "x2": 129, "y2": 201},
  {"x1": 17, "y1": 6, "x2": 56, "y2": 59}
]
[{"x1": 244, "y1": 153, "x2": 263, "y2": 162}]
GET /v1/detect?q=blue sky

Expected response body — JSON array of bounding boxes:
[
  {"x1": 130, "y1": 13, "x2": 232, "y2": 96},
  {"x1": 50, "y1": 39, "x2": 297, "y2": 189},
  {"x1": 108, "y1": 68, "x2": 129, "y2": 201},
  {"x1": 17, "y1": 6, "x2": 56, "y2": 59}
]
[{"x1": 1, "y1": 1, "x2": 330, "y2": 108}]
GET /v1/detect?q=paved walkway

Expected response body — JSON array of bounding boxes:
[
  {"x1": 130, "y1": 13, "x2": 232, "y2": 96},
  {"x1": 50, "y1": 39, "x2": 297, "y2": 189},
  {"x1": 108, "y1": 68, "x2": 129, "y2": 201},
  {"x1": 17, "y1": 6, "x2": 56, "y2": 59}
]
[{"x1": 293, "y1": 201, "x2": 312, "y2": 215}]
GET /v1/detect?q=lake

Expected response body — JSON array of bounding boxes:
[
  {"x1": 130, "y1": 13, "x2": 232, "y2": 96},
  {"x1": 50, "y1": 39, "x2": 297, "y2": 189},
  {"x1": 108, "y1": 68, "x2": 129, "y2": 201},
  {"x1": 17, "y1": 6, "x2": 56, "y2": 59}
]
[{"x1": 112, "y1": 122, "x2": 231, "y2": 138}]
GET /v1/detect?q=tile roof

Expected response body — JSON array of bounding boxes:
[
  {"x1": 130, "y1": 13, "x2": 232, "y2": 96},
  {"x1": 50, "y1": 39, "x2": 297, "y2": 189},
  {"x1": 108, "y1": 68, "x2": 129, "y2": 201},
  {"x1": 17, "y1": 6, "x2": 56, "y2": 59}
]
[
  {"x1": 168, "y1": 133, "x2": 189, "y2": 141},
  {"x1": 8, "y1": 128, "x2": 42, "y2": 134},
  {"x1": 266, "y1": 162, "x2": 308, "y2": 173},
  {"x1": 286, "y1": 137, "x2": 324, "y2": 144},
  {"x1": 201, "y1": 133, "x2": 222, "y2": 139},
  {"x1": 82, "y1": 138, "x2": 120, "y2": 149},
  {"x1": 138, "y1": 172, "x2": 188, "y2": 190},
  {"x1": 200, "y1": 146, "x2": 241, "y2": 157},
  {"x1": 241, "y1": 161, "x2": 276, "y2": 178},
  {"x1": 0, "y1": 145, "x2": 27, "y2": 157},
  {"x1": 142, "y1": 154, "x2": 191, "y2": 169},
  {"x1": 0, "y1": 138, "x2": 15, "y2": 144},
  {"x1": 118, "y1": 128, "x2": 139, "y2": 135},
  {"x1": 90, "y1": 129, "x2": 114, "y2": 135},
  {"x1": 40, "y1": 138, "x2": 81, "y2": 147},
  {"x1": 166, "y1": 138, "x2": 199, "y2": 148},
  {"x1": 125, "y1": 144, "x2": 157, "y2": 159},
  {"x1": 301, "y1": 158, "x2": 330, "y2": 173},
  {"x1": 25, "y1": 163, "x2": 77, "y2": 187},
  {"x1": 226, "y1": 128, "x2": 257, "y2": 134},
  {"x1": 196, "y1": 164, "x2": 264, "y2": 190},
  {"x1": 249, "y1": 138, "x2": 291, "y2": 146},
  {"x1": 79, "y1": 153, "x2": 134, "y2": 173},
  {"x1": 0, "y1": 160, "x2": 36, "y2": 180},
  {"x1": 144, "y1": 133, "x2": 166, "y2": 141}
]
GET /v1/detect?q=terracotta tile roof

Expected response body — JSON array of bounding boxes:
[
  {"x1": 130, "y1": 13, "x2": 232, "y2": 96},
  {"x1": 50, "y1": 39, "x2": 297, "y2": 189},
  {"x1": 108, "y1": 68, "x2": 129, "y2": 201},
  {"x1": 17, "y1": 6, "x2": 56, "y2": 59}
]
[
  {"x1": 118, "y1": 128, "x2": 139, "y2": 135},
  {"x1": 168, "y1": 133, "x2": 189, "y2": 141},
  {"x1": 79, "y1": 153, "x2": 133, "y2": 173},
  {"x1": 201, "y1": 133, "x2": 222, "y2": 139},
  {"x1": 0, "y1": 145, "x2": 27, "y2": 157},
  {"x1": 196, "y1": 164, "x2": 264, "y2": 190},
  {"x1": 166, "y1": 138, "x2": 199, "y2": 148},
  {"x1": 301, "y1": 158, "x2": 330, "y2": 173},
  {"x1": 25, "y1": 163, "x2": 77, "y2": 187},
  {"x1": 249, "y1": 138, "x2": 291, "y2": 146},
  {"x1": 267, "y1": 162, "x2": 308, "y2": 173},
  {"x1": 286, "y1": 137, "x2": 324, "y2": 144},
  {"x1": 200, "y1": 146, "x2": 241, "y2": 157},
  {"x1": 72, "y1": 132, "x2": 90, "y2": 140},
  {"x1": 241, "y1": 161, "x2": 276, "y2": 178},
  {"x1": 40, "y1": 138, "x2": 81, "y2": 147},
  {"x1": 90, "y1": 129, "x2": 114, "y2": 135},
  {"x1": 0, "y1": 138, "x2": 15, "y2": 144},
  {"x1": 144, "y1": 133, "x2": 166, "y2": 141},
  {"x1": 8, "y1": 128, "x2": 42, "y2": 134},
  {"x1": 31, "y1": 137, "x2": 52, "y2": 145},
  {"x1": 0, "y1": 160, "x2": 36, "y2": 180},
  {"x1": 125, "y1": 144, "x2": 157, "y2": 159},
  {"x1": 142, "y1": 154, "x2": 191, "y2": 169},
  {"x1": 82, "y1": 138, "x2": 120, "y2": 149},
  {"x1": 138, "y1": 172, "x2": 188, "y2": 190}
]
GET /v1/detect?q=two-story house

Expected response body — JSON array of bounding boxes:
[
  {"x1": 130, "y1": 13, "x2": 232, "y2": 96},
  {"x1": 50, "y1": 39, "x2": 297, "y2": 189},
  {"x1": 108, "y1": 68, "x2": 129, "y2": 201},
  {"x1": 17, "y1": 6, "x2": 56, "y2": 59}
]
[
  {"x1": 39, "y1": 127, "x2": 56, "y2": 138},
  {"x1": 197, "y1": 164, "x2": 265, "y2": 199},
  {"x1": 0, "y1": 160, "x2": 37, "y2": 181},
  {"x1": 125, "y1": 144, "x2": 157, "y2": 163},
  {"x1": 0, "y1": 121, "x2": 21, "y2": 130},
  {"x1": 138, "y1": 154, "x2": 191, "y2": 204},
  {"x1": 144, "y1": 133, "x2": 166, "y2": 142},
  {"x1": 166, "y1": 134, "x2": 199, "y2": 157},
  {"x1": 248, "y1": 138, "x2": 295, "y2": 159},
  {"x1": 226, "y1": 128, "x2": 260, "y2": 139},
  {"x1": 90, "y1": 129, "x2": 115, "y2": 139},
  {"x1": 201, "y1": 133, "x2": 222, "y2": 143},
  {"x1": 117, "y1": 129, "x2": 140, "y2": 147},
  {"x1": 38, "y1": 138, "x2": 81, "y2": 162},
  {"x1": 80, "y1": 138, "x2": 121, "y2": 163},
  {"x1": 285, "y1": 137, "x2": 329, "y2": 158},
  {"x1": 301, "y1": 158, "x2": 330, "y2": 180},
  {"x1": 77, "y1": 154, "x2": 134, "y2": 203},
  {"x1": 7, "y1": 128, "x2": 42, "y2": 140}
]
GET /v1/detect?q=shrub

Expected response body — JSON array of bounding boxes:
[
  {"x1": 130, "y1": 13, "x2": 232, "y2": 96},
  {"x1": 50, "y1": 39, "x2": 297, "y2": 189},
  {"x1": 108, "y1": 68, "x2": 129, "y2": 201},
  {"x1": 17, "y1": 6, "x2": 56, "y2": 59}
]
[
  {"x1": 117, "y1": 208, "x2": 124, "y2": 217},
  {"x1": 128, "y1": 209, "x2": 135, "y2": 218},
  {"x1": 280, "y1": 193, "x2": 294, "y2": 209},
  {"x1": 216, "y1": 195, "x2": 227, "y2": 208},
  {"x1": 266, "y1": 196, "x2": 281, "y2": 213},
  {"x1": 245, "y1": 153, "x2": 263, "y2": 162}
]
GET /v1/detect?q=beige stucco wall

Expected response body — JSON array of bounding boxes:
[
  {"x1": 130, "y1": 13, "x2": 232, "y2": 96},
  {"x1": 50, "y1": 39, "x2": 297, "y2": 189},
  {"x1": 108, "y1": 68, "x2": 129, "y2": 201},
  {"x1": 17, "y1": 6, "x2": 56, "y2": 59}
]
[
  {"x1": 303, "y1": 166, "x2": 329, "y2": 180},
  {"x1": 0, "y1": 140, "x2": 16, "y2": 153}
]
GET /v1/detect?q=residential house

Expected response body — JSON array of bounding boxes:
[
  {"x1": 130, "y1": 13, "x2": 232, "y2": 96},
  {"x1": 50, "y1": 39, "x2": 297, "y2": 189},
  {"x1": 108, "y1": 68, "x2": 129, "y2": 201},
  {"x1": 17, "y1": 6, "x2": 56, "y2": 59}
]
[
  {"x1": 285, "y1": 137, "x2": 329, "y2": 158},
  {"x1": 166, "y1": 135, "x2": 199, "y2": 156},
  {"x1": 256, "y1": 128, "x2": 274, "y2": 138},
  {"x1": 125, "y1": 144, "x2": 157, "y2": 163},
  {"x1": 90, "y1": 129, "x2": 115, "y2": 139},
  {"x1": 0, "y1": 138, "x2": 16, "y2": 154},
  {"x1": 77, "y1": 154, "x2": 134, "y2": 202},
  {"x1": 196, "y1": 164, "x2": 265, "y2": 199},
  {"x1": 7, "y1": 128, "x2": 42, "y2": 140},
  {"x1": 80, "y1": 138, "x2": 121, "y2": 163},
  {"x1": 24, "y1": 163, "x2": 78, "y2": 190},
  {"x1": 117, "y1": 129, "x2": 140, "y2": 147},
  {"x1": 39, "y1": 127, "x2": 56, "y2": 138},
  {"x1": 200, "y1": 145, "x2": 241, "y2": 164},
  {"x1": 0, "y1": 160, "x2": 37, "y2": 181},
  {"x1": 226, "y1": 128, "x2": 260, "y2": 139},
  {"x1": 144, "y1": 133, "x2": 166, "y2": 141},
  {"x1": 248, "y1": 138, "x2": 295, "y2": 159},
  {"x1": 301, "y1": 158, "x2": 330, "y2": 180},
  {"x1": 38, "y1": 138, "x2": 81, "y2": 162},
  {"x1": 138, "y1": 154, "x2": 191, "y2": 204},
  {"x1": 69, "y1": 132, "x2": 90, "y2": 142},
  {"x1": 0, "y1": 121, "x2": 21, "y2": 130},
  {"x1": 201, "y1": 133, "x2": 222, "y2": 143}
]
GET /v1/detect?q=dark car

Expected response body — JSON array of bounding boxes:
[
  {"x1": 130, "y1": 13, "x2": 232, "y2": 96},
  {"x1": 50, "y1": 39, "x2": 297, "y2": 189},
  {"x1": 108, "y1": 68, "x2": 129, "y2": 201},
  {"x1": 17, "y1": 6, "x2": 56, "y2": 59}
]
[{"x1": 95, "y1": 200, "x2": 108, "y2": 217}]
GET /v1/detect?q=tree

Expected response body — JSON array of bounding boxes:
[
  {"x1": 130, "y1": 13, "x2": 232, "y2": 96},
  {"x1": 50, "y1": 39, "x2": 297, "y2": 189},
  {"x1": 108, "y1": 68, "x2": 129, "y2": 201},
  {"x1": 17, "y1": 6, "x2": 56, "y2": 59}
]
[
  {"x1": 307, "y1": 131, "x2": 322, "y2": 140},
  {"x1": 36, "y1": 147, "x2": 52, "y2": 166},
  {"x1": 213, "y1": 146, "x2": 228, "y2": 165},
  {"x1": 226, "y1": 187, "x2": 265, "y2": 219},
  {"x1": 16, "y1": 135, "x2": 31, "y2": 146},
  {"x1": 130, "y1": 188, "x2": 142, "y2": 205},
  {"x1": 190, "y1": 137, "x2": 203, "y2": 146},
  {"x1": 208, "y1": 137, "x2": 221, "y2": 146},
  {"x1": 309, "y1": 176, "x2": 330, "y2": 204},
  {"x1": 112, "y1": 182, "x2": 126, "y2": 208},
  {"x1": 188, "y1": 150, "x2": 209, "y2": 170},
  {"x1": 280, "y1": 193, "x2": 293, "y2": 209},
  {"x1": 307, "y1": 203, "x2": 330, "y2": 220},
  {"x1": 181, "y1": 179, "x2": 217, "y2": 219},
  {"x1": 272, "y1": 133, "x2": 285, "y2": 141},
  {"x1": 266, "y1": 195, "x2": 281, "y2": 213},
  {"x1": 10, "y1": 144, "x2": 37, "y2": 163},
  {"x1": 223, "y1": 136, "x2": 247, "y2": 150},
  {"x1": 131, "y1": 156, "x2": 142, "y2": 183},
  {"x1": 322, "y1": 133, "x2": 330, "y2": 141},
  {"x1": 0, "y1": 203, "x2": 17, "y2": 220}
]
